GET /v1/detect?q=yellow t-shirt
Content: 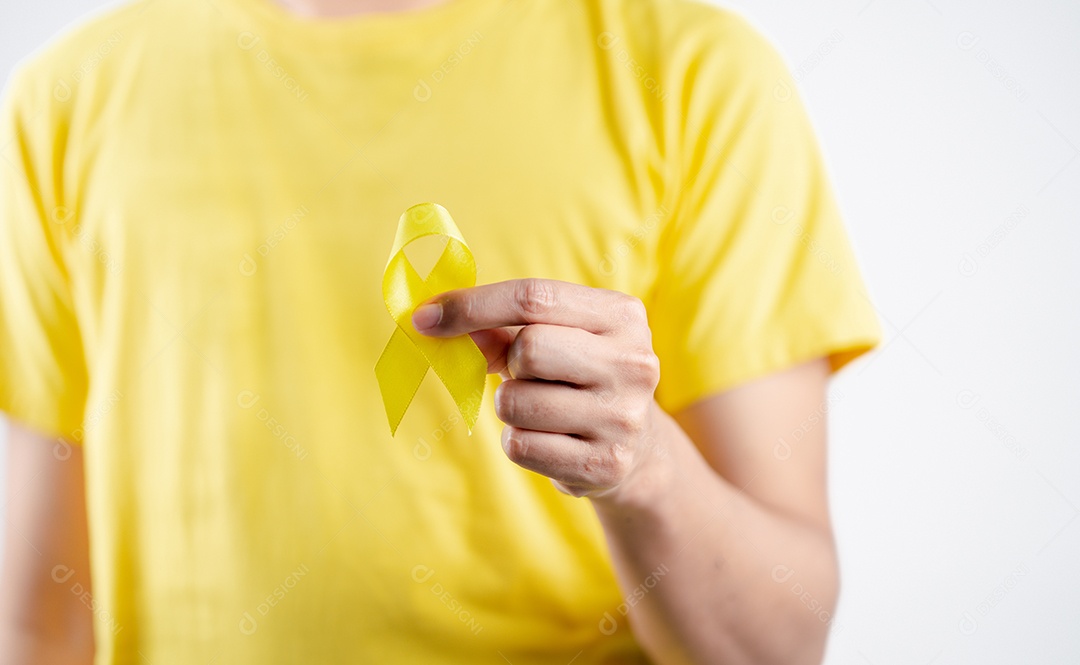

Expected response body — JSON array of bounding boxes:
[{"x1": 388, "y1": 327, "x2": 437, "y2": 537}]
[{"x1": 0, "y1": 0, "x2": 881, "y2": 661}]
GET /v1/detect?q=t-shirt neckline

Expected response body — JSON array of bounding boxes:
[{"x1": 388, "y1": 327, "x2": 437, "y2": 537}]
[{"x1": 221, "y1": 0, "x2": 498, "y2": 56}]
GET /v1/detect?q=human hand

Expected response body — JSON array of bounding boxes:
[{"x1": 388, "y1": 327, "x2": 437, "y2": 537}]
[{"x1": 412, "y1": 279, "x2": 666, "y2": 502}]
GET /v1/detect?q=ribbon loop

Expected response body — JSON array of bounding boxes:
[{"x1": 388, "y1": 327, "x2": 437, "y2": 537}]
[{"x1": 375, "y1": 203, "x2": 486, "y2": 435}]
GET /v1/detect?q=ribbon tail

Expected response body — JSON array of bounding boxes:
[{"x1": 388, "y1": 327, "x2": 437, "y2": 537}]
[
  {"x1": 423, "y1": 335, "x2": 487, "y2": 435},
  {"x1": 374, "y1": 328, "x2": 430, "y2": 436}
]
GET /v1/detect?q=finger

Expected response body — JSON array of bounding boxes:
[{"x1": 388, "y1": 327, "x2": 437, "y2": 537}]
[
  {"x1": 467, "y1": 327, "x2": 518, "y2": 375},
  {"x1": 494, "y1": 379, "x2": 602, "y2": 437},
  {"x1": 501, "y1": 426, "x2": 632, "y2": 493},
  {"x1": 412, "y1": 279, "x2": 647, "y2": 338},
  {"x1": 506, "y1": 324, "x2": 612, "y2": 386}
]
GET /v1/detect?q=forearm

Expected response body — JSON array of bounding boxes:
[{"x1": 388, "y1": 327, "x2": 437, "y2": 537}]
[
  {"x1": 590, "y1": 404, "x2": 839, "y2": 665},
  {"x1": 1, "y1": 424, "x2": 95, "y2": 664},
  {"x1": 0, "y1": 578, "x2": 94, "y2": 665},
  {"x1": 0, "y1": 549, "x2": 95, "y2": 665},
  {"x1": 0, "y1": 624, "x2": 94, "y2": 665}
]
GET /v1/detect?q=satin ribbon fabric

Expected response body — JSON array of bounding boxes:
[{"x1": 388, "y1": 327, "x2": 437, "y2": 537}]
[{"x1": 375, "y1": 203, "x2": 487, "y2": 435}]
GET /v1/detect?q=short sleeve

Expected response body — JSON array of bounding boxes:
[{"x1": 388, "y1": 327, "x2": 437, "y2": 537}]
[
  {"x1": 649, "y1": 12, "x2": 882, "y2": 413},
  {"x1": 0, "y1": 66, "x2": 89, "y2": 440}
]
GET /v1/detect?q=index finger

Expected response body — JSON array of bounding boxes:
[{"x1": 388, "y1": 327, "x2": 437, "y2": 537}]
[{"x1": 412, "y1": 279, "x2": 643, "y2": 337}]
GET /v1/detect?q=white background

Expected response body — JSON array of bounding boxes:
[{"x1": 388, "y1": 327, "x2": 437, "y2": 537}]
[{"x1": 2, "y1": 1, "x2": 1078, "y2": 663}]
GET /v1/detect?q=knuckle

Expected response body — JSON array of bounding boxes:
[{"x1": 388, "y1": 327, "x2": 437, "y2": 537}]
[
  {"x1": 609, "y1": 401, "x2": 646, "y2": 435},
  {"x1": 612, "y1": 406, "x2": 635, "y2": 433},
  {"x1": 638, "y1": 350, "x2": 662, "y2": 386},
  {"x1": 501, "y1": 427, "x2": 530, "y2": 464},
  {"x1": 615, "y1": 294, "x2": 648, "y2": 326},
  {"x1": 494, "y1": 382, "x2": 517, "y2": 420},
  {"x1": 496, "y1": 381, "x2": 542, "y2": 424},
  {"x1": 516, "y1": 279, "x2": 558, "y2": 317},
  {"x1": 627, "y1": 296, "x2": 649, "y2": 322},
  {"x1": 511, "y1": 326, "x2": 545, "y2": 373},
  {"x1": 587, "y1": 445, "x2": 632, "y2": 487},
  {"x1": 633, "y1": 401, "x2": 651, "y2": 430},
  {"x1": 619, "y1": 348, "x2": 661, "y2": 387}
]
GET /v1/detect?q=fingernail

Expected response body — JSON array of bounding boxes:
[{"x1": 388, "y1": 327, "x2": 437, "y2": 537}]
[{"x1": 412, "y1": 303, "x2": 442, "y2": 331}]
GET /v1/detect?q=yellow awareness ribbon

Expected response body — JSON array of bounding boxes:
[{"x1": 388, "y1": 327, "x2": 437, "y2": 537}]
[{"x1": 375, "y1": 203, "x2": 486, "y2": 436}]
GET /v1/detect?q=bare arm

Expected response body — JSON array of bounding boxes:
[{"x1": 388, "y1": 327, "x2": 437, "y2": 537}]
[
  {"x1": 415, "y1": 279, "x2": 840, "y2": 664},
  {"x1": 0, "y1": 419, "x2": 94, "y2": 664},
  {"x1": 591, "y1": 359, "x2": 838, "y2": 664}
]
